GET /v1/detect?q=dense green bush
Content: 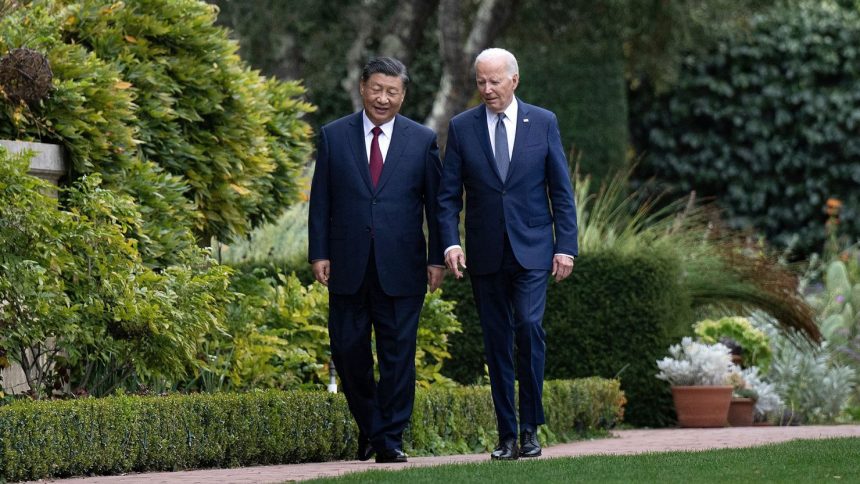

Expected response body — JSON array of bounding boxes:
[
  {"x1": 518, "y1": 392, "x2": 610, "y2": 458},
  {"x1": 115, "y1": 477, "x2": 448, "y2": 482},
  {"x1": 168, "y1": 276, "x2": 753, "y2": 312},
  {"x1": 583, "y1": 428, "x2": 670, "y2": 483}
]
[
  {"x1": 0, "y1": 0, "x2": 314, "y2": 260},
  {"x1": 0, "y1": 149, "x2": 231, "y2": 398},
  {"x1": 0, "y1": 378, "x2": 624, "y2": 481},
  {"x1": 630, "y1": 1, "x2": 860, "y2": 255},
  {"x1": 181, "y1": 268, "x2": 461, "y2": 393},
  {"x1": 443, "y1": 249, "x2": 691, "y2": 428}
]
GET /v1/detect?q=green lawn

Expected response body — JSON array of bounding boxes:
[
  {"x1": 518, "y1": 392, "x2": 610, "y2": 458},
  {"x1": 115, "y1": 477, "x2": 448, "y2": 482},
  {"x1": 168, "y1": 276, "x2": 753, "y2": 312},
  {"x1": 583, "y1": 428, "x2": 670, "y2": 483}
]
[{"x1": 306, "y1": 438, "x2": 860, "y2": 483}]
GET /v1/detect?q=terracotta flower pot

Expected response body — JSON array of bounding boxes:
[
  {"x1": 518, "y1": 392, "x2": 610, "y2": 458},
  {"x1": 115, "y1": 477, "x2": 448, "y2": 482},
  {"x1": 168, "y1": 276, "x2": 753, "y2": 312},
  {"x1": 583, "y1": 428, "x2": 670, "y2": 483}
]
[
  {"x1": 728, "y1": 397, "x2": 755, "y2": 427},
  {"x1": 671, "y1": 385, "x2": 733, "y2": 427}
]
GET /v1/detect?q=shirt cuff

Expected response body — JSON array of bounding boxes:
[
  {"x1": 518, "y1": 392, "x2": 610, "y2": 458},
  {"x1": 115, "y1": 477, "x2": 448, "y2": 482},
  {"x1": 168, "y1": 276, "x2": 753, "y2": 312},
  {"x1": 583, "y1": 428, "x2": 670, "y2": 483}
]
[
  {"x1": 444, "y1": 245, "x2": 462, "y2": 256},
  {"x1": 555, "y1": 253, "x2": 575, "y2": 260}
]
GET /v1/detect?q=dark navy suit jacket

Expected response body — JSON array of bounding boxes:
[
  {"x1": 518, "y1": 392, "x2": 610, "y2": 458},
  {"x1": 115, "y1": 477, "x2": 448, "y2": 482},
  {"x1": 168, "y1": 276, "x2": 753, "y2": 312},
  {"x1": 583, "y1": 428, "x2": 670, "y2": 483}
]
[
  {"x1": 437, "y1": 99, "x2": 578, "y2": 275},
  {"x1": 308, "y1": 112, "x2": 443, "y2": 296}
]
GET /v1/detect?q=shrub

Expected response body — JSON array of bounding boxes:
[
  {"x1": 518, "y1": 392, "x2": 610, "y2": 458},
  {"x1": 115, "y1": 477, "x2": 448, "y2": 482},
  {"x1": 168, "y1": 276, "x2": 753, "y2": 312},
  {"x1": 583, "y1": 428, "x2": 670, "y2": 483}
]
[
  {"x1": 0, "y1": 379, "x2": 624, "y2": 481},
  {"x1": 0, "y1": 149, "x2": 232, "y2": 398},
  {"x1": 630, "y1": 2, "x2": 860, "y2": 255},
  {"x1": 753, "y1": 313, "x2": 856, "y2": 424},
  {"x1": 183, "y1": 269, "x2": 461, "y2": 393},
  {"x1": 0, "y1": 0, "x2": 315, "y2": 259}
]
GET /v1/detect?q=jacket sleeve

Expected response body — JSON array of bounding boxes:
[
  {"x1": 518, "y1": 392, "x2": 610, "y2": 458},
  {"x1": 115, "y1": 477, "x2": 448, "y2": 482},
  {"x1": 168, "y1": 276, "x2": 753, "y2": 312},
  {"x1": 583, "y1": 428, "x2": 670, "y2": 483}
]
[
  {"x1": 436, "y1": 120, "x2": 465, "y2": 251},
  {"x1": 545, "y1": 113, "x2": 579, "y2": 257},
  {"x1": 307, "y1": 127, "x2": 331, "y2": 262},
  {"x1": 424, "y1": 132, "x2": 445, "y2": 266}
]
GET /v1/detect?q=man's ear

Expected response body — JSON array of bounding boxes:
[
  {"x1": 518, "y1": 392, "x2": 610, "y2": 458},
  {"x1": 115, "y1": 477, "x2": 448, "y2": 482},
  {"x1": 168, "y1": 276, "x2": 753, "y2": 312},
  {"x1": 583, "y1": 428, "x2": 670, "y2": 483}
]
[{"x1": 512, "y1": 73, "x2": 520, "y2": 90}]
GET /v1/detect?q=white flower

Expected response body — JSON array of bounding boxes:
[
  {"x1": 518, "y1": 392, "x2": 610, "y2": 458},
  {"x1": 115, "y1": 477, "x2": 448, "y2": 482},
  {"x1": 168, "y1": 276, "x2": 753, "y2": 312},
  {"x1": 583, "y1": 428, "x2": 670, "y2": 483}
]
[{"x1": 656, "y1": 337, "x2": 735, "y2": 386}]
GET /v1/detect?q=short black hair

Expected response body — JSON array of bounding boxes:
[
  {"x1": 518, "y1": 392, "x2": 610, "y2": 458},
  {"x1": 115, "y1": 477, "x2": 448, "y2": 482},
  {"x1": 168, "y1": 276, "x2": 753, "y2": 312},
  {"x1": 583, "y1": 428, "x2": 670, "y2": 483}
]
[{"x1": 361, "y1": 57, "x2": 410, "y2": 87}]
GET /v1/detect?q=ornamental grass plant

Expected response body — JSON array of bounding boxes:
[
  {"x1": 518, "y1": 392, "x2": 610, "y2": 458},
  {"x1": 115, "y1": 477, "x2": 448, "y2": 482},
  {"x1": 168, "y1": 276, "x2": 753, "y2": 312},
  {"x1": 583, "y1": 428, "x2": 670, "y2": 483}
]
[{"x1": 574, "y1": 164, "x2": 819, "y2": 342}]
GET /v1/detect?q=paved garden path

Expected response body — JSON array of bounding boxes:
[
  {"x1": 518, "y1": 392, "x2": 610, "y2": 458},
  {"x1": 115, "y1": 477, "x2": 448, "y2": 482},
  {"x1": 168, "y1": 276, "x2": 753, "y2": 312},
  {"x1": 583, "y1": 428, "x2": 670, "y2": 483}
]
[{"x1": 31, "y1": 425, "x2": 860, "y2": 483}]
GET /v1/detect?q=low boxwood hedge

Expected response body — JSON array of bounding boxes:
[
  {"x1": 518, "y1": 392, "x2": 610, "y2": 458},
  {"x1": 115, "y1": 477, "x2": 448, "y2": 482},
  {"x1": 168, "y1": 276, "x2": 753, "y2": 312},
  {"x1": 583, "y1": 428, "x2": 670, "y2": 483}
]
[{"x1": 0, "y1": 378, "x2": 622, "y2": 482}]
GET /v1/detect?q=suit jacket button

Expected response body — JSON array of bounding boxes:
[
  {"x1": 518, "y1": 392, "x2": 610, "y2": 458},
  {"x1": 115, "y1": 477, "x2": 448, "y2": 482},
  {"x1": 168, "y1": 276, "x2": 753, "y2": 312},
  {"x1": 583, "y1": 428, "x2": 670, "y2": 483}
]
[
  {"x1": 365, "y1": 227, "x2": 372, "y2": 232},
  {"x1": 502, "y1": 190, "x2": 507, "y2": 195}
]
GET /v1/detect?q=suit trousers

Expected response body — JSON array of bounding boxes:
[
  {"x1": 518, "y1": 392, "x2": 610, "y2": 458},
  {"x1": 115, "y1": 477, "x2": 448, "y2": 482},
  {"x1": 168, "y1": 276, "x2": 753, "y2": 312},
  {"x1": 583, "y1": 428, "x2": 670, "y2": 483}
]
[
  {"x1": 469, "y1": 235, "x2": 549, "y2": 440},
  {"x1": 328, "y1": 245, "x2": 424, "y2": 451}
]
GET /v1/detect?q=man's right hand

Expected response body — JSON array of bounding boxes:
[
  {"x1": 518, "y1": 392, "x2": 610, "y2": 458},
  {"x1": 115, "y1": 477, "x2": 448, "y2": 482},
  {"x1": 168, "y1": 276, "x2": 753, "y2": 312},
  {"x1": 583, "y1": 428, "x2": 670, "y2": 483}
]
[
  {"x1": 312, "y1": 259, "x2": 330, "y2": 286},
  {"x1": 445, "y1": 248, "x2": 467, "y2": 279}
]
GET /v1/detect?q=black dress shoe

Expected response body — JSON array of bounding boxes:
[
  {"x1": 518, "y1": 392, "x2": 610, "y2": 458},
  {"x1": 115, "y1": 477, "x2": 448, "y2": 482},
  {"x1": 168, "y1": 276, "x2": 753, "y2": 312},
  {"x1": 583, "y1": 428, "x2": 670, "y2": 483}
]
[
  {"x1": 519, "y1": 429, "x2": 542, "y2": 457},
  {"x1": 375, "y1": 448, "x2": 408, "y2": 463},
  {"x1": 356, "y1": 434, "x2": 375, "y2": 461},
  {"x1": 490, "y1": 437, "x2": 518, "y2": 460}
]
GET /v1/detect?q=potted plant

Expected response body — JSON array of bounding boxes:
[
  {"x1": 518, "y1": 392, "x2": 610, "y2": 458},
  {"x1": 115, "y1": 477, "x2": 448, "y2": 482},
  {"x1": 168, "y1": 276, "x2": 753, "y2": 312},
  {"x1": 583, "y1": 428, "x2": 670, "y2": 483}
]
[
  {"x1": 693, "y1": 316, "x2": 772, "y2": 371},
  {"x1": 728, "y1": 371, "x2": 757, "y2": 427},
  {"x1": 656, "y1": 337, "x2": 737, "y2": 427}
]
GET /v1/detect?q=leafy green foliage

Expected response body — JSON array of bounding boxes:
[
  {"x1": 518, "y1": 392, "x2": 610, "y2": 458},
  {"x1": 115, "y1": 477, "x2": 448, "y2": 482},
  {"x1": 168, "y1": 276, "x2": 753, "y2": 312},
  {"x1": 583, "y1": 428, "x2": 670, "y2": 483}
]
[
  {"x1": 183, "y1": 268, "x2": 461, "y2": 393},
  {"x1": 0, "y1": 379, "x2": 623, "y2": 481},
  {"x1": 630, "y1": 1, "x2": 860, "y2": 255},
  {"x1": 221, "y1": 199, "x2": 311, "y2": 269},
  {"x1": 694, "y1": 316, "x2": 772, "y2": 371},
  {"x1": 0, "y1": 0, "x2": 315, "y2": 258},
  {"x1": 0, "y1": 148, "x2": 232, "y2": 398},
  {"x1": 186, "y1": 270, "x2": 331, "y2": 392}
]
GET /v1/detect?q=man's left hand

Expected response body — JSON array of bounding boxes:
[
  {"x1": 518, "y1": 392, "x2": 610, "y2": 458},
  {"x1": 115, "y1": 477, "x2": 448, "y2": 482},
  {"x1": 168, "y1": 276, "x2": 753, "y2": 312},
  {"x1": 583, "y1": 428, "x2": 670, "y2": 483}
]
[
  {"x1": 552, "y1": 255, "x2": 575, "y2": 282},
  {"x1": 428, "y1": 265, "x2": 445, "y2": 292}
]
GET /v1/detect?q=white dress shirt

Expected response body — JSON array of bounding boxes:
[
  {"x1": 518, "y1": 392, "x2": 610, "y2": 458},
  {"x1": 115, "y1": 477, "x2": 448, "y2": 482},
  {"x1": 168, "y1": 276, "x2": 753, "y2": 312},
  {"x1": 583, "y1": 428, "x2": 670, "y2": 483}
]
[{"x1": 362, "y1": 111, "x2": 395, "y2": 162}]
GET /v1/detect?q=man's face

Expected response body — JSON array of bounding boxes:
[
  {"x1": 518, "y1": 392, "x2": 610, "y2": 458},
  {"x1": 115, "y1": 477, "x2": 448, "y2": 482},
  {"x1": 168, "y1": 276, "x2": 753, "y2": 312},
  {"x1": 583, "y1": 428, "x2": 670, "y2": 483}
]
[
  {"x1": 476, "y1": 58, "x2": 519, "y2": 114},
  {"x1": 360, "y1": 73, "x2": 406, "y2": 126}
]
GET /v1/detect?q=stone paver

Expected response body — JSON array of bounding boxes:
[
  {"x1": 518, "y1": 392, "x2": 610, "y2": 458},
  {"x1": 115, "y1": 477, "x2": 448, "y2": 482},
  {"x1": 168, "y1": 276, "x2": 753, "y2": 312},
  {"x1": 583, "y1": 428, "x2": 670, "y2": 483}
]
[{"x1": 27, "y1": 425, "x2": 860, "y2": 483}]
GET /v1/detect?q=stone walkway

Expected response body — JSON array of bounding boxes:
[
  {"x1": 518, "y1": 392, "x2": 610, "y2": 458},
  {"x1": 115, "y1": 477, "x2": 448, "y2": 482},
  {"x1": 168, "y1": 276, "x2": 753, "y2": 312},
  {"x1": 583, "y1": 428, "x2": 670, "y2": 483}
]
[{"x1": 29, "y1": 425, "x2": 860, "y2": 484}]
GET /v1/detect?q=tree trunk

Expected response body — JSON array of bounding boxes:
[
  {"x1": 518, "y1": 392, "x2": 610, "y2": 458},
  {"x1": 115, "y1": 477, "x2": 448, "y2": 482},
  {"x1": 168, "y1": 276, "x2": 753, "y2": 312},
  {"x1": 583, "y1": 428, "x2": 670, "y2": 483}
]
[
  {"x1": 379, "y1": 0, "x2": 439, "y2": 65},
  {"x1": 425, "y1": 0, "x2": 515, "y2": 149}
]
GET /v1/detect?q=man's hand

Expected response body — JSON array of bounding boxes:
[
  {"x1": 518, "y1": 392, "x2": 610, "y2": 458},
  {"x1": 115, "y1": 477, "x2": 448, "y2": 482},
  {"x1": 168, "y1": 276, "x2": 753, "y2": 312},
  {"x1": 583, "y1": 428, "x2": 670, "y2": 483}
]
[
  {"x1": 445, "y1": 247, "x2": 468, "y2": 279},
  {"x1": 428, "y1": 265, "x2": 445, "y2": 292},
  {"x1": 312, "y1": 259, "x2": 331, "y2": 286},
  {"x1": 552, "y1": 254, "x2": 575, "y2": 282}
]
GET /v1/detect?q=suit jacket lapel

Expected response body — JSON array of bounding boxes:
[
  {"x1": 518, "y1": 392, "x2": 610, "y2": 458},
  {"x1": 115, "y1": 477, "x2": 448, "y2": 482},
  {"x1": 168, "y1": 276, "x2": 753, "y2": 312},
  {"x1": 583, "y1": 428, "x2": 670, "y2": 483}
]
[
  {"x1": 508, "y1": 99, "x2": 531, "y2": 182},
  {"x1": 347, "y1": 112, "x2": 373, "y2": 192},
  {"x1": 374, "y1": 115, "x2": 408, "y2": 193},
  {"x1": 471, "y1": 105, "x2": 504, "y2": 183}
]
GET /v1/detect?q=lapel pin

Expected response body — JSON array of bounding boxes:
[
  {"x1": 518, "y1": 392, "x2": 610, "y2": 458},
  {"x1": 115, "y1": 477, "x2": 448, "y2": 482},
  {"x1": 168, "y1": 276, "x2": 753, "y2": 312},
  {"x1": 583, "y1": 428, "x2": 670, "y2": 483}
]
[{"x1": 523, "y1": 118, "x2": 529, "y2": 123}]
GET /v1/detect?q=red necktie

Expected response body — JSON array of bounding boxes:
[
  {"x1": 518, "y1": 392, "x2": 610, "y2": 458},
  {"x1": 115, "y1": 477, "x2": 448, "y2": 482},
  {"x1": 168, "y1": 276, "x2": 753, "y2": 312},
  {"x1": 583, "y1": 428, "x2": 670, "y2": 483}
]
[{"x1": 369, "y1": 126, "x2": 383, "y2": 187}]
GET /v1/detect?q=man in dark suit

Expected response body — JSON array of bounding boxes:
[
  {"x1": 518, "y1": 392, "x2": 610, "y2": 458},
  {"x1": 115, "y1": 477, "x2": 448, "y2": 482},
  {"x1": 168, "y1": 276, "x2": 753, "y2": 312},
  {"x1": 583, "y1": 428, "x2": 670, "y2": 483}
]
[
  {"x1": 308, "y1": 57, "x2": 444, "y2": 464},
  {"x1": 437, "y1": 48, "x2": 578, "y2": 460}
]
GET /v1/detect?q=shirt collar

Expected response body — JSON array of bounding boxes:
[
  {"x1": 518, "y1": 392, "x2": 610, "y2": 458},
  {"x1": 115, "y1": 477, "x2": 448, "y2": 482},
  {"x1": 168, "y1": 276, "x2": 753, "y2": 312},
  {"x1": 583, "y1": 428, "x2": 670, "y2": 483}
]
[
  {"x1": 486, "y1": 97, "x2": 518, "y2": 125},
  {"x1": 362, "y1": 111, "x2": 396, "y2": 138}
]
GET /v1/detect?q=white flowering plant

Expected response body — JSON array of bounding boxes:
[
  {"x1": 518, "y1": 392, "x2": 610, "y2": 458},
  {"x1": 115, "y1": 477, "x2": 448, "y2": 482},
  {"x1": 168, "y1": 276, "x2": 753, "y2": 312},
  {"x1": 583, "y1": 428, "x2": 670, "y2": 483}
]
[{"x1": 656, "y1": 337, "x2": 737, "y2": 386}]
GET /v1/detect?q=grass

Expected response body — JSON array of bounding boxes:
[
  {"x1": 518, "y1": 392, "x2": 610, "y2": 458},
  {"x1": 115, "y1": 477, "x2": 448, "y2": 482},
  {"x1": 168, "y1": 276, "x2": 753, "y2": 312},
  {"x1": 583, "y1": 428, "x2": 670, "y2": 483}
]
[{"x1": 306, "y1": 438, "x2": 860, "y2": 483}]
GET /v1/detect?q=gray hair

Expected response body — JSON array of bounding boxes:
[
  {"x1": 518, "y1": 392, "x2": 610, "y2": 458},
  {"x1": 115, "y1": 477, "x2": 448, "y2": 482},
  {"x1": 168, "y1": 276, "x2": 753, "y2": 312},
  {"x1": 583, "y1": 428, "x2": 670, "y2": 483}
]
[{"x1": 474, "y1": 48, "x2": 518, "y2": 77}]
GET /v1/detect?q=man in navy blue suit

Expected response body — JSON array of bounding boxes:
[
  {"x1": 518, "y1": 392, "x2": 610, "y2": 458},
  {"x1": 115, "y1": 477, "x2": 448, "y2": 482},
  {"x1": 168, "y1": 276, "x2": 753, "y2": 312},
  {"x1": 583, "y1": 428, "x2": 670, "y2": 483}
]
[
  {"x1": 308, "y1": 57, "x2": 444, "y2": 464},
  {"x1": 437, "y1": 48, "x2": 578, "y2": 460}
]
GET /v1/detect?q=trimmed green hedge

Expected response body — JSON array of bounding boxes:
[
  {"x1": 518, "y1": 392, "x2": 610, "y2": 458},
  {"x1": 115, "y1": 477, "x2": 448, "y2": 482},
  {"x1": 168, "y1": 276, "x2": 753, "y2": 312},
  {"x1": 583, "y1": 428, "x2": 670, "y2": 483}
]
[
  {"x1": 443, "y1": 250, "x2": 691, "y2": 427},
  {"x1": 0, "y1": 379, "x2": 623, "y2": 482}
]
